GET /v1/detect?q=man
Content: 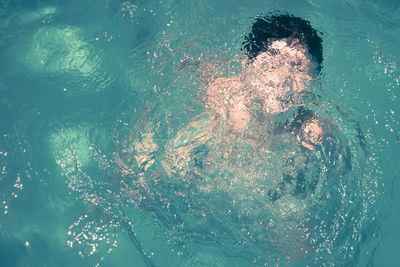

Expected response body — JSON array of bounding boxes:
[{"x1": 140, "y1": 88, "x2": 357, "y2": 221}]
[
  {"x1": 118, "y1": 14, "x2": 337, "y2": 204},
  {"x1": 118, "y1": 13, "x2": 351, "y2": 262},
  {"x1": 161, "y1": 14, "x2": 326, "y2": 181}
]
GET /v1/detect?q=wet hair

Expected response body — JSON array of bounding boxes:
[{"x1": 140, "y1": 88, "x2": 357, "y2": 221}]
[{"x1": 243, "y1": 13, "x2": 323, "y2": 72}]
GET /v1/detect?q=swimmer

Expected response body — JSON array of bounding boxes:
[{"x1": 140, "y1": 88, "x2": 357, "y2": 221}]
[
  {"x1": 117, "y1": 15, "x2": 354, "y2": 262},
  {"x1": 153, "y1": 15, "x2": 329, "y2": 186},
  {"x1": 122, "y1": 14, "x2": 328, "y2": 186}
]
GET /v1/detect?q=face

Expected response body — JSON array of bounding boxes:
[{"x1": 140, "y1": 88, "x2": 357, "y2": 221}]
[{"x1": 244, "y1": 38, "x2": 315, "y2": 114}]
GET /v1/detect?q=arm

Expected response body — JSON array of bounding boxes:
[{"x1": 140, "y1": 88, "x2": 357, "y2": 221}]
[
  {"x1": 116, "y1": 130, "x2": 159, "y2": 202},
  {"x1": 275, "y1": 106, "x2": 324, "y2": 151},
  {"x1": 162, "y1": 112, "x2": 221, "y2": 177},
  {"x1": 296, "y1": 111, "x2": 352, "y2": 177}
]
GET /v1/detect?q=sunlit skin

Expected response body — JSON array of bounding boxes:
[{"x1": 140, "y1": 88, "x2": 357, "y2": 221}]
[
  {"x1": 206, "y1": 38, "x2": 321, "y2": 141},
  {"x1": 120, "y1": 37, "x2": 325, "y2": 186},
  {"x1": 157, "y1": 38, "x2": 326, "y2": 180}
]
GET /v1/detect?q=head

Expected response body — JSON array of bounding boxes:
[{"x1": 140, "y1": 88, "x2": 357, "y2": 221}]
[
  {"x1": 241, "y1": 14, "x2": 323, "y2": 114},
  {"x1": 243, "y1": 14, "x2": 323, "y2": 74}
]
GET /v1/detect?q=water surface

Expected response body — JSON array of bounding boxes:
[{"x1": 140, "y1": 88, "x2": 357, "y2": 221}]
[{"x1": 0, "y1": 0, "x2": 399, "y2": 266}]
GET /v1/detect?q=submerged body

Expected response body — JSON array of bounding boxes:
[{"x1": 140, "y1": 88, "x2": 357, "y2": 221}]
[
  {"x1": 120, "y1": 36, "x2": 334, "y2": 207},
  {"x1": 119, "y1": 37, "x2": 342, "y2": 223},
  {"x1": 117, "y1": 15, "x2": 352, "y2": 261},
  {"x1": 162, "y1": 38, "x2": 325, "y2": 175}
]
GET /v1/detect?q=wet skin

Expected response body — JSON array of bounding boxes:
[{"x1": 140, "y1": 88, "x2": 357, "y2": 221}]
[
  {"x1": 120, "y1": 38, "x2": 325, "y2": 184},
  {"x1": 205, "y1": 38, "x2": 322, "y2": 147}
]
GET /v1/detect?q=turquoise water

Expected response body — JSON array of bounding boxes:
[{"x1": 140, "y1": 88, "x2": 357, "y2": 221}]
[{"x1": 1, "y1": 0, "x2": 399, "y2": 266}]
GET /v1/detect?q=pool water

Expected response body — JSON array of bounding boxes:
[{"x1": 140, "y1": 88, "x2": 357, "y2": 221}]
[{"x1": 0, "y1": 0, "x2": 399, "y2": 266}]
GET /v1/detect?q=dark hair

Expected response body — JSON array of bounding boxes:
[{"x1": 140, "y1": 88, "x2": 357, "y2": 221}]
[{"x1": 243, "y1": 14, "x2": 323, "y2": 72}]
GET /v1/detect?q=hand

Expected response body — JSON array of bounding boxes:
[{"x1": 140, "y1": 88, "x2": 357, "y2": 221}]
[{"x1": 298, "y1": 118, "x2": 323, "y2": 150}]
